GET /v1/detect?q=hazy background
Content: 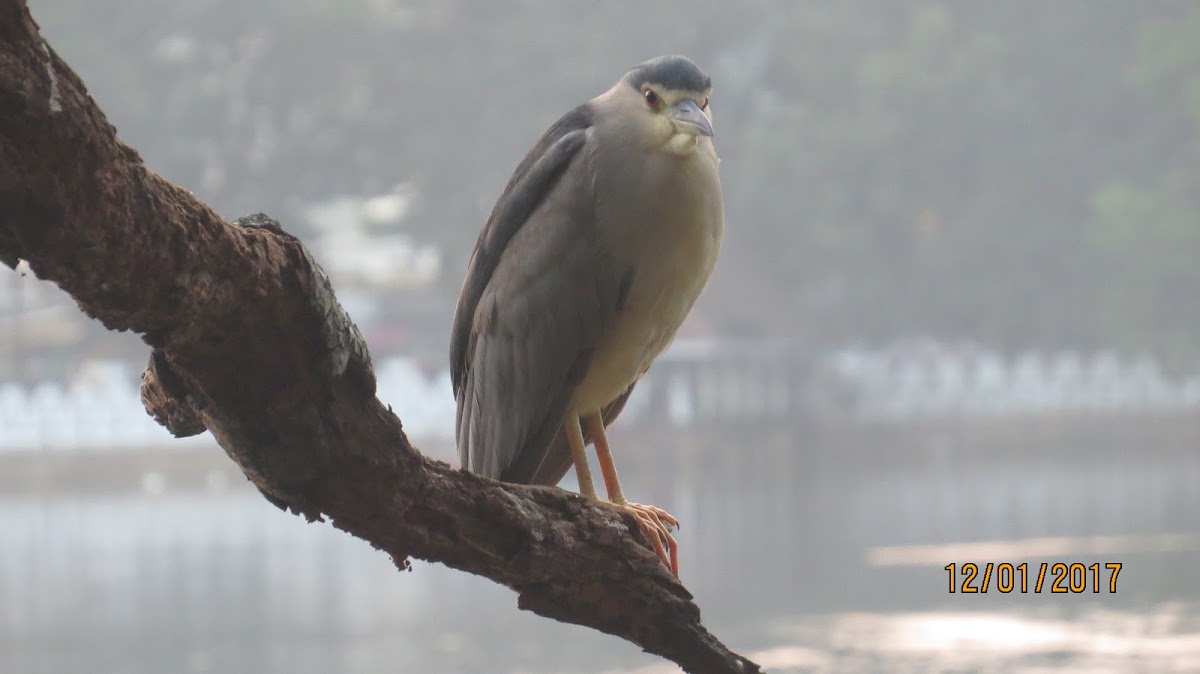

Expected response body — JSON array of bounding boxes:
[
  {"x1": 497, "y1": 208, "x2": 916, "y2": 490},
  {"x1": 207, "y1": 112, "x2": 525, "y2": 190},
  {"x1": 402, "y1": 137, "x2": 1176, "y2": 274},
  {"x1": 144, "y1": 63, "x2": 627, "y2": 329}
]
[{"x1": 3, "y1": 1, "x2": 1199, "y2": 672}]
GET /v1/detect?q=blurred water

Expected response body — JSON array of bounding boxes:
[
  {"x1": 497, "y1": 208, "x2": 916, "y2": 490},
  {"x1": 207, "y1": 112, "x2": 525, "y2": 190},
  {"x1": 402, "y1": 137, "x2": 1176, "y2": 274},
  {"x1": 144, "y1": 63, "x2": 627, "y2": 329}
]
[{"x1": 2, "y1": 420, "x2": 1199, "y2": 673}]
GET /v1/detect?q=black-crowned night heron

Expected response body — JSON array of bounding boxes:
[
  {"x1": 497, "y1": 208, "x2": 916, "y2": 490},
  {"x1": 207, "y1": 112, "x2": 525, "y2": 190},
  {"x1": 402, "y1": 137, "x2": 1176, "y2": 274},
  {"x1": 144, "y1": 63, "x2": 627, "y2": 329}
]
[{"x1": 451, "y1": 55, "x2": 722, "y2": 574}]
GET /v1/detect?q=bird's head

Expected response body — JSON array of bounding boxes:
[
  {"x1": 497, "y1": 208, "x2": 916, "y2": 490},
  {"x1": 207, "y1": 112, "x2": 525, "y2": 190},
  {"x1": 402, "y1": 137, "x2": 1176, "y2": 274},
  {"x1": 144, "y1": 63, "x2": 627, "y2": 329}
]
[{"x1": 607, "y1": 55, "x2": 714, "y2": 157}]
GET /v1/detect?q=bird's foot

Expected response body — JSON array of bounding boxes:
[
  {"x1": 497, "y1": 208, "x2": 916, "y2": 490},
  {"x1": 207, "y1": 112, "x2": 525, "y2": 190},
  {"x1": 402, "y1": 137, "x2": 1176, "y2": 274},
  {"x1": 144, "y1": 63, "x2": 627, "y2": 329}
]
[{"x1": 614, "y1": 501, "x2": 679, "y2": 575}]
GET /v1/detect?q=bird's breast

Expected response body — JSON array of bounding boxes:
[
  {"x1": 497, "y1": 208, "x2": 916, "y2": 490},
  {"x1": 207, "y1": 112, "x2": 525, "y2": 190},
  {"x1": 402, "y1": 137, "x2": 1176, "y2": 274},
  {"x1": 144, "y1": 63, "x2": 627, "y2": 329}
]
[{"x1": 571, "y1": 146, "x2": 723, "y2": 415}]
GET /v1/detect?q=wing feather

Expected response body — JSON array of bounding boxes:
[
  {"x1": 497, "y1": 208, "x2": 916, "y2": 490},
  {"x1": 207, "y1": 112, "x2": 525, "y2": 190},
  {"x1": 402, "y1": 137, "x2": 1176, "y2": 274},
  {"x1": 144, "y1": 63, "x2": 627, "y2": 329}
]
[
  {"x1": 452, "y1": 103, "x2": 630, "y2": 482},
  {"x1": 450, "y1": 105, "x2": 592, "y2": 396}
]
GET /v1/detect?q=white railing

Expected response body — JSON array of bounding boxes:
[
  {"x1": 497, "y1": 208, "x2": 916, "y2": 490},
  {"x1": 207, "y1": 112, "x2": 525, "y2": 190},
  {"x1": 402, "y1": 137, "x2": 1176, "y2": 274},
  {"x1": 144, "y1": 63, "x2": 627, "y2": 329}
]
[
  {"x1": 2, "y1": 343, "x2": 1198, "y2": 452},
  {"x1": 623, "y1": 342, "x2": 1200, "y2": 425},
  {"x1": 829, "y1": 347, "x2": 1200, "y2": 420}
]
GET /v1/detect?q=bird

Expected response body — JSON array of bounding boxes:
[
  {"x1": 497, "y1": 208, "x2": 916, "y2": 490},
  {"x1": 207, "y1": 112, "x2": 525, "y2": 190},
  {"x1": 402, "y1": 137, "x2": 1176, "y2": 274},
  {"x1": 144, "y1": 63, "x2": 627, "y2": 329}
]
[{"x1": 450, "y1": 55, "x2": 723, "y2": 575}]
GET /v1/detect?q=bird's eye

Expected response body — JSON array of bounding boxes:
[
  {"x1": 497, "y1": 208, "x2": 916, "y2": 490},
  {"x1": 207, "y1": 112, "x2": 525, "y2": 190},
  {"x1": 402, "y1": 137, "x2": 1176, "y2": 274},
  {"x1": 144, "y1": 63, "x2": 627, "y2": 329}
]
[
  {"x1": 643, "y1": 89, "x2": 660, "y2": 110},
  {"x1": 700, "y1": 96, "x2": 709, "y2": 110}
]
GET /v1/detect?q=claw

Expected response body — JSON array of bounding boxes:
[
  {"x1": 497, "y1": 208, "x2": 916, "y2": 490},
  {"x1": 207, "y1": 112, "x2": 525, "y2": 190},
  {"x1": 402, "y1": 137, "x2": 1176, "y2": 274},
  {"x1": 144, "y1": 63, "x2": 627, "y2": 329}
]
[{"x1": 616, "y1": 502, "x2": 679, "y2": 575}]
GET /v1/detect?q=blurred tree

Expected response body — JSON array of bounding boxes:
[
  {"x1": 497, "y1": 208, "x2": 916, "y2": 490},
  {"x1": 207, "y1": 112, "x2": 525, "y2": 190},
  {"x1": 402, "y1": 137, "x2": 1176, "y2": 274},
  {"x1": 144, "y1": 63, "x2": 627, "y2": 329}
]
[
  {"x1": 1086, "y1": 5, "x2": 1200, "y2": 366},
  {"x1": 30, "y1": 0, "x2": 1200, "y2": 361},
  {"x1": 723, "y1": 0, "x2": 1197, "y2": 358}
]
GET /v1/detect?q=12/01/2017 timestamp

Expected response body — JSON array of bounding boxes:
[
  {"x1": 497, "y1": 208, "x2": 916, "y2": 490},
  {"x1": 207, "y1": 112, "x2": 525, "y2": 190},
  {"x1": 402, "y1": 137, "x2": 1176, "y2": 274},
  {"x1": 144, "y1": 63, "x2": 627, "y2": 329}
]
[{"x1": 945, "y1": 562, "x2": 1122, "y2": 593}]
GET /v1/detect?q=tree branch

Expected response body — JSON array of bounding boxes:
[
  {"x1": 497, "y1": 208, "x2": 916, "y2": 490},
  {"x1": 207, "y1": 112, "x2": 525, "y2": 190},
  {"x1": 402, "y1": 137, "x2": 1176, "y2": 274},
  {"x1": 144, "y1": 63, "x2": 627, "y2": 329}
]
[{"x1": 0, "y1": 3, "x2": 759, "y2": 672}]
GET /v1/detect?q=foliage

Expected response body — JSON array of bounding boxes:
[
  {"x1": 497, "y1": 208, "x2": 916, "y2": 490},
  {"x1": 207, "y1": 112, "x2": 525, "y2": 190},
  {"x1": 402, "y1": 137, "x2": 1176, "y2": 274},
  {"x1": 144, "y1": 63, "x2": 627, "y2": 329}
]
[{"x1": 32, "y1": 0, "x2": 1200, "y2": 361}]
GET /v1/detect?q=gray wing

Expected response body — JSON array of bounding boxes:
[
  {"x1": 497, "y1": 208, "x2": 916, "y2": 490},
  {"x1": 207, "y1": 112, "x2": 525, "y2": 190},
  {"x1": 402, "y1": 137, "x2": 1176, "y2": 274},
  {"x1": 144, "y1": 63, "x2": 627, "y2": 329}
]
[
  {"x1": 450, "y1": 104, "x2": 593, "y2": 391},
  {"x1": 451, "y1": 104, "x2": 629, "y2": 483}
]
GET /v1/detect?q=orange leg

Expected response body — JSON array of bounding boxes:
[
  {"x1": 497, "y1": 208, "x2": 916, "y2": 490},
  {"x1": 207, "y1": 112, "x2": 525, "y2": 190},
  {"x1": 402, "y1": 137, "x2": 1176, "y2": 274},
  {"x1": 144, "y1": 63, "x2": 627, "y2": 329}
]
[
  {"x1": 563, "y1": 413, "x2": 597, "y2": 500},
  {"x1": 583, "y1": 413, "x2": 679, "y2": 575}
]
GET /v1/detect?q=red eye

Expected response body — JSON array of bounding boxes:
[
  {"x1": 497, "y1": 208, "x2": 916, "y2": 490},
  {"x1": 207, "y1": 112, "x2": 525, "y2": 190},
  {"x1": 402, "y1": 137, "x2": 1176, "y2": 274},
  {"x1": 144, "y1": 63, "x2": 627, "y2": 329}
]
[
  {"x1": 700, "y1": 96, "x2": 709, "y2": 110},
  {"x1": 643, "y1": 89, "x2": 660, "y2": 109}
]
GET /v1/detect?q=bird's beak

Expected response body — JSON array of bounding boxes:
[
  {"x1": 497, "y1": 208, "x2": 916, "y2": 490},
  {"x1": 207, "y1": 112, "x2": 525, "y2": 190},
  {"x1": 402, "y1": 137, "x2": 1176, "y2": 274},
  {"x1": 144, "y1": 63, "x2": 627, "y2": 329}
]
[{"x1": 669, "y1": 99, "x2": 714, "y2": 137}]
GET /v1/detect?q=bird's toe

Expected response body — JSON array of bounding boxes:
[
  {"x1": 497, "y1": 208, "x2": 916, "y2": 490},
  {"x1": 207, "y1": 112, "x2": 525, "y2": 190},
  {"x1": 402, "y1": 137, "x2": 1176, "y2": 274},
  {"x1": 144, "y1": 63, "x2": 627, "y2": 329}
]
[{"x1": 617, "y1": 502, "x2": 680, "y2": 575}]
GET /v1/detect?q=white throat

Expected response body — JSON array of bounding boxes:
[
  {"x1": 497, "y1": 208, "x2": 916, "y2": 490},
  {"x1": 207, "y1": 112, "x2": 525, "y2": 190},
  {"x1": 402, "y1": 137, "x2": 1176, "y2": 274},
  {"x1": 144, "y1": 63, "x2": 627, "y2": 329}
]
[{"x1": 662, "y1": 132, "x2": 700, "y2": 157}]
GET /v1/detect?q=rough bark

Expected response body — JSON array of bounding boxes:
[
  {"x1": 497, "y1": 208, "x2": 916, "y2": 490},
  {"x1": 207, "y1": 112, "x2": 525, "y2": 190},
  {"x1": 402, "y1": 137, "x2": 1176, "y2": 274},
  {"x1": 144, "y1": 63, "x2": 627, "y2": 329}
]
[{"x1": 0, "y1": 3, "x2": 760, "y2": 673}]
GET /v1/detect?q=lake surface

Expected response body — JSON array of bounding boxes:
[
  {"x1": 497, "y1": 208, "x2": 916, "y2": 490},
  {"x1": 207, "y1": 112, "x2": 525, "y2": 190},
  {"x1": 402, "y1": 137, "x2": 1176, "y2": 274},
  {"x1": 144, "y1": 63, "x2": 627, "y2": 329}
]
[{"x1": 2, "y1": 418, "x2": 1199, "y2": 673}]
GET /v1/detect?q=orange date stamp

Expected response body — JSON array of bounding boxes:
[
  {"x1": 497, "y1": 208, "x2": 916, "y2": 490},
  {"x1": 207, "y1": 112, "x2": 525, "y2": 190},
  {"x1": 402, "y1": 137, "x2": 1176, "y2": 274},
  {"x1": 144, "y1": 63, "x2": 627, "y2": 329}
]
[{"x1": 945, "y1": 562, "x2": 1122, "y2": 593}]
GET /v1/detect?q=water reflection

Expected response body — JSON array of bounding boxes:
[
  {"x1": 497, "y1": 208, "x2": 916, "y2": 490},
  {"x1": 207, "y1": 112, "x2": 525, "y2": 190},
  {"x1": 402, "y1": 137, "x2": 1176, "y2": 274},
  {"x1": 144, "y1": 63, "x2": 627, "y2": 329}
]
[{"x1": 3, "y1": 419, "x2": 1199, "y2": 673}]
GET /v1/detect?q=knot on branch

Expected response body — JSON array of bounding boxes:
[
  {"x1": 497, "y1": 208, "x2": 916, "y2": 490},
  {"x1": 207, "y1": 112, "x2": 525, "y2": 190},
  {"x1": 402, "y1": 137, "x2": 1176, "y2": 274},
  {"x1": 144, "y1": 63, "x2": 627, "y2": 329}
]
[
  {"x1": 235, "y1": 212, "x2": 376, "y2": 397},
  {"x1": 140, "y1": 350, "x2": 206, "y2": 437},
  {"x1": 234, "y1": 212, "x2": 286, "y2": 234}
]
